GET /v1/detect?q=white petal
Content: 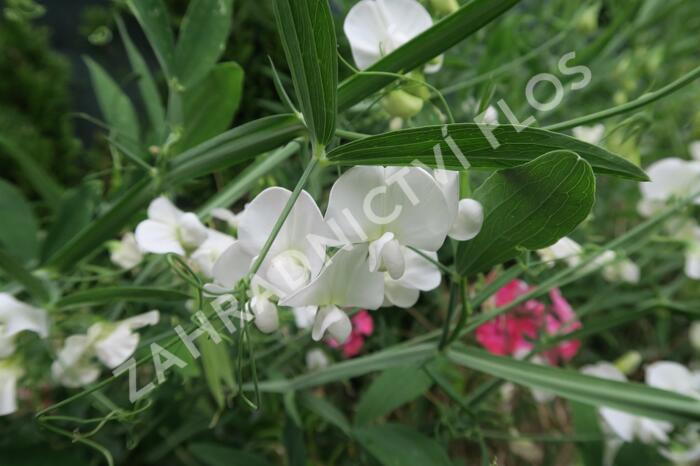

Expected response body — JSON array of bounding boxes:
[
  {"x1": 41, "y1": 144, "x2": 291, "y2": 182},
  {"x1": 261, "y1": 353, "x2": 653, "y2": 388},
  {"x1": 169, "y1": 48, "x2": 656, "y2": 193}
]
[
  {"x1": 177, "y1": 213, "x2": 209, "y2": 249},
  {"x1": 191, "y1": 230, "x2": 236, "y2": 277},
  {"x1": 368, "y1": 232, "x2": 405, "y2": 279},
  {"x1": 250, "y1": 297, "x2": 279, "y2": 334},
  {"x1": 0, "y1": 363, "x2": 22, "y2": 416},
  {"x1": 147, "y1": 196, "x2": 182, "y2": 225},
  {"x1": 51, "y1": 335, "x2": 100, "y2": 388},
  {"x1": 292, "y1": 306, "x2": 318, "y2": 329},
  {"x1": 110, "y1": 232, "x2": 143, "y2": 269},
  {"x1": 572, "y1": 124, "x2": 605, "y2": 145},
  {"x1": 135, "y1": 219, "x2": 184, "y2": 255},
  {"x1": 305, "y1": 349, "x2": 329, "y2": 371},
  {"x1": 121, "y1": 310, "x2": 160, "y2": 330},
  {"x1": 211, "y1": 208, "x2": 239, "y2": 228},
  {"x1": 432, "y1": 169, "x2": 459, "y2": 223},
  {"x1": 281, "y1": 245, "x2": 384, "y2": 310},
  {"x1": 690, "y1": 141, "x2": 700, "y2": 161},
  {"x1": 343, "y1": 0, "x2": 386, "y2": 70},
  {"x1": 599, "y1": 408, "x2": 637, "y2": 442},
  {"x1": 645, "y1": 361, "x2": 699, "y2": 397},
  {"x1": 0, "y1": 293, "x2": 49, "y2": 339},
  {"x1": 641, "y1": 158, "x2": 700, "y2": 203},
  {"x1": 93, "y1": 324, "x2": 139, "y2": 369},
  {"x1": 311, "y1": 305, "x2": 352, "y2": 343},
  {"x1": 537, "y1": 237, "x2": 582, "y2": 267},
  {"x1": 383, "y1": 279, "x2": 420, "y2": 308},
  {"x1": 448, "y1": 198, "x2": 484, "y2": 241},
  {"x1": 581, "y1": 361, "x2": 626, "y2": 382},
  {"x1": 394, "y1": 248, "x2": 441, "y2": 290},
  {"x1": 210, "y1": 241, "x2": 254, "y2": 289},
  {"x1": 0, "y1": 334, "x2": 16, "y2": 359},
  {"x1": 423, "y1": 54, "x2": 443, "y2": 74}
]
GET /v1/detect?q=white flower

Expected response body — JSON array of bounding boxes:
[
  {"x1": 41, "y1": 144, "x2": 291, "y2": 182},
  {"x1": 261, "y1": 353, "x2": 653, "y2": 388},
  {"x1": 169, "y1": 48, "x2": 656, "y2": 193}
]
[
  {"x1": 573, "y1": 124, "x2": 605, "y2": 145},
  {"x1": 0, "y1": 360, "x2": 23, "y2": 416},
  {"x1": 109, "y1": 232, "x2": 144, "y2": 269},
  {"x1": 685, "y1": 229, "x2": 700, "y2": 280},
  {"x1": 582, "y1": 362, "x2": 673, "y2": 444},
  {"x1": 383, "y1": 247, "x2": 441, "y2": 308},
  {"x1": 52, "y1": 310, "x2": 159, "y2": 388},
  {"x1": 0, "y1": 293, "x2": 49, "y2": 359},
  {"x1": 690, "y1": 141, "x2": 700, "y2": 161},
  {"x1": 537, "y1": 236, "x2": 583, "y2": 267},
  {"x1": 344, "y1": 0, "x2": 441, "y2": 73},
  {"x1": 325, "y1": 166, "x2": 452, "y2": 280},
  {"x1": 207, "y1": 188, "x2": 331, "y2": 334},
  {"x1": 431, "y1": 169, "x2": 484, "y2": 241},
  {"x1": 282, "y1": 246, "x2": 384, "y2": 343},
  {"x1": 306, "y1": 348, "x2": 330, "y2": 371},
  {"x1": 210, "y1": 207, "x2": 240, "y2": 229},
  {"x1": 645, "y1": 361, "x2": 700, "y2": 399},
  {"x1": 602, "y1": 257, "x2": 640, "y2": 284},
  {"x1": 292, "y1": 306, "x2": 318, "y2": 329},
  {"x1": 135, "y1": 197, "x2": 208, "y2": 255},
  {"x1": 190, "y1": 230, "x2": 235, "y2": 278},
  {"x1": 638, "y1": 158, "x2": 700, "y2": 217}
]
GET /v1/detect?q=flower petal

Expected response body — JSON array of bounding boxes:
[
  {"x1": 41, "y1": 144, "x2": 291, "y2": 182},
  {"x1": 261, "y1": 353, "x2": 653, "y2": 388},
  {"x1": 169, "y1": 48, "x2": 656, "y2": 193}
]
[
  {"x1": 0, "y1": 363, "x2": 22, "y2": 416},
  {"x1": 178, "y1": 213, "x2": 209, "y2": 249},
  {"x1": 135, "y1": 219, "x2": 184, "y2": 255},
  {"x1": 121, "y1": 310, "x2": 160, "y2": 330},
  {"x1": 312, "y1": 305, "x2": 352, "y2": 343},
  {"x1": 448, "y1": 198, "x2": 484, "y2": 241},
  {"x1": 250, "y1": 296, "x2": 279, "y2": 334},
  {"x1": 148, "y1": 196, "x2": 182, "y2": 225},
  {"x1": 93, "y1": 324, "x2": 140, "y2": 369},
  {"x1": 0, "y1": 293, "x2": 49, "y2": 339},
  {"x1": 393, "y1": 247, "x2": 441, "y2": 291},
  {"x1": 383, "y1": 279, "x2": 420, "y2": 308},
  {"x1": 191, "y1": 230, "x2": 236, "y2": 278},
  {"x1": 210, "y1": 241, "x2": 254, "y2": 289}
]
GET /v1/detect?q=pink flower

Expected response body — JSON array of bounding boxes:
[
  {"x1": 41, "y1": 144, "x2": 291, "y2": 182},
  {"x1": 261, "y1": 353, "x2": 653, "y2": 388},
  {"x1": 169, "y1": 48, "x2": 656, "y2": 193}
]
[
  {"x1": 327, "y1": 310, "x2": 374, "y2": 358},
  {"x1": 475, "y1": 280, "x2": 581, "y2": 364}
]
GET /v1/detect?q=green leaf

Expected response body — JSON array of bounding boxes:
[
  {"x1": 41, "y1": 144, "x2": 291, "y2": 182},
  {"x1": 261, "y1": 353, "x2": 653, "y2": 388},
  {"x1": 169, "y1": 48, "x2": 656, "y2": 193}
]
[
  {"x1": 355, "y1": 365, "x2": 433, "y2": 426},
  {"x1": 299, "y1": 391, "x2": 351, "y2": 435},
  {"x1": 337, "y1": 0, "x2": 522, "y2": 111},
  {"x1": 353, "y1": 424, "x2": 452, "y2": 466},
  {"x1": 199, "y1": 335, "x2": 236, "y2": 408},
  {"x1": 174, "y1": 0, "x2": 233, "y2": 88},
  {"x1": 127, "y1": 0, "x2": 176, "y2": 78},
  {"x1": 326, "y1": 124, "x2": 647, "y2": 181},
  {"x1": 447, "y1": 345, "x2": 700, "y2": 424},
  {"x1": 55, "y1": 286, "x2": 189, "y2": 309},
  {"x1": 189, "y1": 442, "x2": 273, "y2": 466},
  {"x1": 283, "y1": 417, "x2": 307, "y2": 466},
  {"x1": 84, "y1": 56, "x2": 141, "y2": 155},
  {"x1": 570, "y1": 401, "x2": 604, "y2": 466},
  {"x1": 0, "y1": 179, "x2": 38, "y2": 264},
  {"x1": 614, "y1": 442, "x2": 667, "y2": 466},
  {"x1": 41, "y1": 181, "x2": 101, "y2": 263},
  {"x1": 115, "y1": 15, "x2": 166, "y2": 140},
  {"x1": 176, "y1": 62, "x2": 244, "y2": 152},
  {"x1": 272, "y1": 0, "x2": 337, "y2": 146},
  {"x1": 456, "y1": 150, "x2": 596, "y2": 276},
  {"x1": 0, "y1": 249, "x2": 49, "y2": 303}
]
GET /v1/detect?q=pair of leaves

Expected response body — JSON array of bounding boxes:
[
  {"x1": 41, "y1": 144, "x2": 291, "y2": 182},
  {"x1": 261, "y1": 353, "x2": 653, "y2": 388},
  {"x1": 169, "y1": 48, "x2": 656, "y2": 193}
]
[
  {"x1": 272, "y1": 0, "x2": 337, "y2": 147},
  {"x1": 127, "y1": 0, "x2": 233, "y2": 88}
]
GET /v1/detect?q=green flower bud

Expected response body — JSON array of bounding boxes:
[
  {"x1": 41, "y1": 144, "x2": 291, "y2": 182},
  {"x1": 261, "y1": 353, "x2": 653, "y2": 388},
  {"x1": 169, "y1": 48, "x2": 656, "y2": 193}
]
[
  {"x1": 430, "y1": 0, "x2": 459, "y2": 16},
  {"x1": 576, "y1": 3, "x2": 600, "y2": 33},
  {"x1": 614, "y1": 351, "x2": 642, "y2": 375},
  {"x1": 403, "y1": 71, "x2": 431, "y2": 101},
  {"x1": 382, "y1": 89, "x2": 424, "y2": 119}
]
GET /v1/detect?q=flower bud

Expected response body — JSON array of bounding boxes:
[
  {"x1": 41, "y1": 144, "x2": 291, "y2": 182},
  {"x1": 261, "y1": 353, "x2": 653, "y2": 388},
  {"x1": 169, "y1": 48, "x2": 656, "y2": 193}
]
[
  {"x1": 250, "y1": 296, "x2": 279, "y2": 334},
  {"x1": 382, "y1": 89, "x2": 424, "y2": 119},
  {"x1": 614, "y1": 351, "x2": 642, "y2": 375},
  {"x1": 430, "y1": 0, "x2": 459, "y2": 16},
  {"x1": 576, "y1": 3, "x2": 600, "y2": 33}
]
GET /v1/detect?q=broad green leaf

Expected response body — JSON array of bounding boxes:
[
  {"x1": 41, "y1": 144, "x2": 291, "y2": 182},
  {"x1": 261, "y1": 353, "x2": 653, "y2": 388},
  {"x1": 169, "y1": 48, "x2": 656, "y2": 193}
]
[
  {"x1": 355, "y1": 365, "x2": 433, "y2": 426},
  {"x1": 354, "y1": 424, "x2": 452, "y2": 466},
  {"x1": 272, "y1": 0, "x2": 337, "y2": 146},
  {"x1": 174, "y1": 0, "x2": 233, "y2": 88},
  {"x1": 326, "y1": 124, "x2": 647, "y2": 181},
  {"x1": 299, "y1": 392, "x2": 351, "y2": 435},
  {"x1": 84, "y1": 57, "x2": 141, "y2": 155},
  {"x1": 176, "y1": 62, "x2": 244, "y2": 152},
  {"x1": 456, "y1": 150, "x2": 596, "y2": 276},
  {"x1": 337, "y1": 0, "x2": 522, "y2": 111},
  {"x1": 45, "y1": 177, "x2": 156, "y2": 271},
  {"x1": 115, "y1": 15, "x2": 166, "y2": 140},
  {"x1": 570, "y1": 401, "x2": 604, "y2": 466},
  {"x1": 0, "y1": 179, "x2": 38, "y2": 264},
  {"x1": 55, "y1": 286, "x2": 189, "y2": 309},
  {"x1": 41, "y1": 181, "x2": 101, "y2": 263},
  {"x1": 447, "y1": 345, "x2": 700, "y2": 424},
  {"x1": 189, "y1": 442, "x2": 273, "y2": 466},
  {"x1": 127, "y1": 0, "x2": 176, "y2": 78}
]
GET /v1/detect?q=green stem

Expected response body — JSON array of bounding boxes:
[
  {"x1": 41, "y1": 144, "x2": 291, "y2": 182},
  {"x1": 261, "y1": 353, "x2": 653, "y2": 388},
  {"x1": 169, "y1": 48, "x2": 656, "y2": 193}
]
[{"x1": 545, "y1": 64, "x2": 700, "y2": 132}]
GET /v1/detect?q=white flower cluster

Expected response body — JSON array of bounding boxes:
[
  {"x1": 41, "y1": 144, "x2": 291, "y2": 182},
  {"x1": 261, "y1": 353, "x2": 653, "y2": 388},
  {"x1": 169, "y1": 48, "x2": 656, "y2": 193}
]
[
  {"x1": 584, "y1": 360, "x2": 700, "y2": 463},
  {"x1": 203, "y1": 166, "x2": 483, "y2": 344}
]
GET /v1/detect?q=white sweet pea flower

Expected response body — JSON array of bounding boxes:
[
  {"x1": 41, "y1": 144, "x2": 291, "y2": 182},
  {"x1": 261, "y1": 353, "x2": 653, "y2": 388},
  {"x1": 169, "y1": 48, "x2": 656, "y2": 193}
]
[
  {"x1": 573, "y1": 124, "x2": 605, "y2": 145},
  {"x1": 292, "y1": 305, "x2": 318, "y2": 330},
  {"x1": 431, "y1": 169, "x2": 484, "y2": 241},
  {"x1": 210, "y1": 207, "x2": 240, "y2": 229},
  {"x1": 0, "y1": 293, "x2": 49, "y2": 359},
  {"x1": 0, "y1": 360, "x2": 23, "y2": 416},
  {"x1": 325, "y1": 166, "x2": 452, "y2": 280},
  {"x1": 109, "y1": 232, "x2": 143, "y2": 270},
  {"x1": 537, "y1": 236, "x2": 583, "y2": 267},
  {"x1": 645, "y1": 361, "x2": 700, "y2": 399},
  {"x1": 282, "y1": 246, "x2": 384, "y2": 343},
  {"x1": 602, "y1": 257, "x2": 640, "y2": 284},
  {"x1": 306, "y1": 348, "x2": 330, "y2": 371},
  {"x1": 637, "y1": 158, "x2": 700, "y2": 217},
  {"x1": 190, "y1": 230, "x2": 235, "y2": 278},
  {"x1": 383, "y1": 247, "x2": 441, "y2": 308},
  {"x1": 582, "y1": 362, "x2": 673, "y2": 444},
  {"x1": 52, "y1": 310, "x2": 159, "y2": 388},
  {"x1": 344, "y1": 0, "x2": 441, "y2": 73},
  {"x1": 135, "y1": 196, "x2": 208, "y2": 255}
]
